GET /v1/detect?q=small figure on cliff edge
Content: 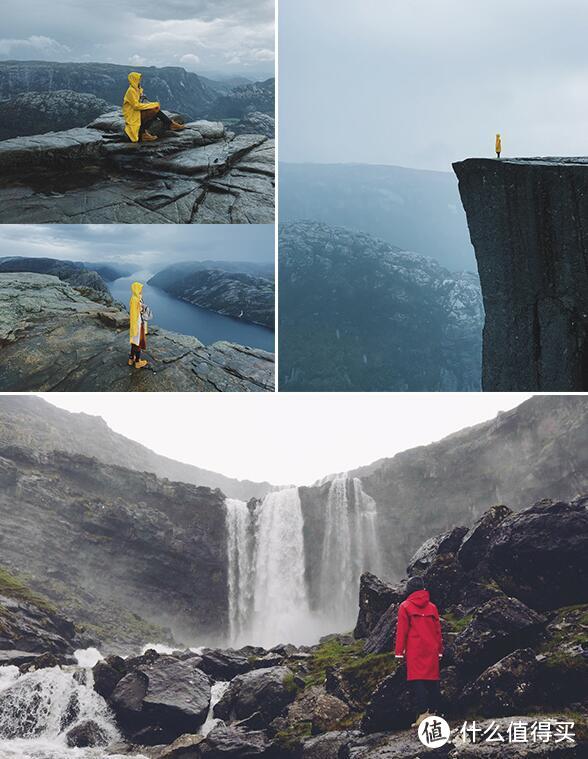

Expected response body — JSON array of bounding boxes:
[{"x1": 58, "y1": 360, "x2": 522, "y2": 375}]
[
  {"x1": 123, "y1": 72, "x2": 186, "y2": 143},
  {"x1": 394, "y1": 575, "x2": 444, "y2": 728},
  {"x1": 495, "y1": 133, "x2": 502, "y2": 158},
  {"x1": 129, "y1": 282, "x2": 149, "y2": 370}
]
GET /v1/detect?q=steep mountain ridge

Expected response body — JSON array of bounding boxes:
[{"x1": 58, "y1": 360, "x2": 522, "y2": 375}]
[
  {"x1": 279, "y1": 222, "x2": 483, "y2": 391},
  {"x1": 0, "y1": 395, "x2": 274, "y2": 501}
]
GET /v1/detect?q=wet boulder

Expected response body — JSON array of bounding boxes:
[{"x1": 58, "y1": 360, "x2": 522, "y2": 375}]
[
  {"x1": 487, "y1": 497, "x2": 588, "y2": 610},
  {"x1": 354, "y1": 572, "x2": 404, "y2": 639},
  {"x1": 279, "y1": 685, "x2": 350, "y2": 736},
  {"x1": 360, "y1": 665, "x2": 415, "y2": 733},
  {"x1": 407, "y1": 525, "x2": 469, "y2": 575},
  {"x1": 66, "y1": 719, "x2": 108, "y2": 748},
  {"x1": 362, "y1": 601, "x2": 400, "y2": 655},
  {"x1": 452, "y1": 596, "x2": 546, "y2": 679},
  {"x1": 214, "y1": 665, "x2": 296, "y2": 725},
  {"x1": 92, "y1": 654, "x2": 126, "y2": 699},
  {"x1": 195, "y1": 724, "x2": 272, "y2": 757},
  {"x1": 461, "y1": 648, "x2": 539, "y2": 715},
  {"x1": 457, "y1": 504, "x2": 512, "y2": 570},
  {"x1": 197, "y1": 648, "x2": 252, "y2": 681},
  {"x1": 109, "y1": 655, "x2": 211, "y2": 745}
]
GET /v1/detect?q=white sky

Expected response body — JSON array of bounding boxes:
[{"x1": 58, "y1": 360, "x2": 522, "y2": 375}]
[{"x1": 42, "y1": 393, "x2": 533, "y2": 486}]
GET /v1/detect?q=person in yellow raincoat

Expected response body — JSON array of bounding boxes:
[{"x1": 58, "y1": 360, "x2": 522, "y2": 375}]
[
  {"x1": 495, "y1": 133, "x2": 502, "y2": 158},
  {"x1": 123, "y1": 72, "x2": 185, "y2": 143},
  {"x1": 129, "y1": 282, "x2": 149, "y2": 369}
]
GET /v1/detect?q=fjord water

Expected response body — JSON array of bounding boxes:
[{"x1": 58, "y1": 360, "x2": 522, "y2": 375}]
[{"x1": 109, "y1": 273, "x2": 274, "y2": 352}]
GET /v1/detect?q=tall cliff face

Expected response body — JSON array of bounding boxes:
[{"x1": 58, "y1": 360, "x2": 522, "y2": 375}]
[
  {"x1": 453, "y1": 158, "x2": 588, "y2": 391},
  {"x1": 303, "y1": 395, "x2": 588, "y2": 580},
  {"x1": 0, "y1": 445, "x2": 228, "y2": 651},
  {"x1": 0, "y1": 396, "x2": 274, "y2": 501}
]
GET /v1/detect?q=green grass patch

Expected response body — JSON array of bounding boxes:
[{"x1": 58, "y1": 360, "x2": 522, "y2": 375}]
[
  {"x1": 0, "y1": 567, "x2": 56, "y2": 614},
  {"x1": 273, "y1": 721, "x2": 312, "y2": 751},
  {"x1": 339, "y1": 652, "x2": 398, "y2": 705},
  {"x1": 302, "y1": 637, "x2": 364, "y2": 688},
  {"x1": 443, "y1": 611, "x2": 474, "y2": 633}
]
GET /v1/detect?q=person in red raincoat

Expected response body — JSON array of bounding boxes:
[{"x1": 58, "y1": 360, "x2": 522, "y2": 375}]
[{"x1": 394, "y1": 576, "x2": 443, "y2": 725}]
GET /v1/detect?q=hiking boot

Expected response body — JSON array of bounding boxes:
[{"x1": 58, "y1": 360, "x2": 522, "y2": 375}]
[
  {"x1": 128, "y1": 358, "x2": 134, "y2": 366},
  {"x1": 170, "y1": 120, "x2": 186, "y2": 131},
  {"x1": 134, "y1": 359, "x2": 148, "y2": 369},
  {"x1": 413, "y1": 712, "x2": 430, "y2": 728},
  {"x1": 141, "y1": 131, "x2": 158, "y2": 142}
]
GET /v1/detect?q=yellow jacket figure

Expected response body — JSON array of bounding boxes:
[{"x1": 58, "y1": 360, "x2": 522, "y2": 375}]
[
  {"x1": 129, "y1": 282, "x2": 148, "y2": 369},
  {"x1": 495, "y1": 134, "x2": 502, "y2": 158},
  {"x1": 123, "y1": 72, "x2": 161, "y2": 143}
]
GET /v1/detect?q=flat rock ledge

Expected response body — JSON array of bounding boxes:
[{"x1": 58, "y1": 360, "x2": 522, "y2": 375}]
[
  {"x1": 0, "y1": 272, "x2": 274, "y2": 392},
  {"x1": 0, "y1": 111, "x2": 274, "y2": 224}
]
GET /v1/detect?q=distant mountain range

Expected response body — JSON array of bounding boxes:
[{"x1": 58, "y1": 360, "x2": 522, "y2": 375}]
[
  {"x1": 279, "y1": 222, "x2": 483, "y2": 392},
  {"x1": 280, "y1": 162, "x2": 475, "y2": 272}
]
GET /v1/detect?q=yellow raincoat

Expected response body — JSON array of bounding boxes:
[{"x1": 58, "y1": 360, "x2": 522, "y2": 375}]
[
  {"x1": 129, "y1": 282, "x2": 147, "y2": 345},
  {"x1": 495, "y1": 134, "x2": 502, "y2": 154},
  {"x1": 123, "y1": 72, "x2": 160, "y2": 142}
]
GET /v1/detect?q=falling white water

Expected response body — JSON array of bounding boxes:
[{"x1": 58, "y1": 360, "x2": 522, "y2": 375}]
[
  {"x1": 199, "y1": 681, "x2": 230, "y2": 737},
  {"x1": 225, "y1": 498, "x2": 255, "y2": 644},
  {"x1": 0, "y1": 663, "x2": 144, "y2": 759},
  {"x1": 250, "y1": 488, "x2": 311, "y2": 646},
  {"x1": 318, "y1": 474, "x2": 354, "y2": 625},
  {"x1": 223, "y1": 477, "x2": 382, "y2": 648}
]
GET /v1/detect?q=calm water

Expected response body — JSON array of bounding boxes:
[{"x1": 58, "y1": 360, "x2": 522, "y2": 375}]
[{"x1": 109, "y1": 273, "x2": 274, "y2": 352}]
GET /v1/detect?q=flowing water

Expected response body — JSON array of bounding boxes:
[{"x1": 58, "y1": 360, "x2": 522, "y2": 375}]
[
  {"x1": 199, "y1": 681, "x2": 230, "y2": 738},
  {"x1": 0, "y1": 659, "x2": 146, "y2": 759},
  {"x1": 109, "y1": 273, "x2": 274, "y2": 352},
  {"x1": 224, "y1": 476, "x2": 383, "y2": 648}
]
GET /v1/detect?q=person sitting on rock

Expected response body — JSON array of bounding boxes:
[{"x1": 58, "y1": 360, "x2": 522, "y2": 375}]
[
  {"x1": 495, "y1": 133, "x2": 502, "y2": 158},
  {"x1": 394, "y1": 575, "x2": 443, "y2": 728},
  {"x1": 123, "y1": 72, "x2": 185, "y2": 143},
  {"x1": 129, "y1": 281, "x2": 148, "y2": 369}
]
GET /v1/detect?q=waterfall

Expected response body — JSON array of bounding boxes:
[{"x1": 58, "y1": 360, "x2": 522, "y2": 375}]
[
  {"x1": 0, "y1": 664, "x2": 135, "y2": 759},
  {"x1": 225, "y1": 498, "x2": 255, "y2": 645},
  {"x1": 224, "y1": 488, "x2": 311, "y2": 648},
  {"x1": 223, "y1": 477, "x2": 382, "y2": 647},
  {"x1": 250, "y1": 488, "x2": 310, "y2": 646},
  {"x1": 317, "y1": 474, "x2": 383, "y2": 631}
]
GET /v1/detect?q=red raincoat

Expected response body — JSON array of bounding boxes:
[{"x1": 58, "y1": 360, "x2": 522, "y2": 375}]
[{"x1": 394, "y1": 589, "x2": 443, "y2": 681}]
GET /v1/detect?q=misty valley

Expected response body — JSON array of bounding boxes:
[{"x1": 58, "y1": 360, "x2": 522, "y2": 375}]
[{"x1": 0, "y1": 395, "x2": 586, "y2": 757}]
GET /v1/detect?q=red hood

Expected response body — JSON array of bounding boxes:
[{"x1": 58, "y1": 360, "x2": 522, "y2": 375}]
[{"x1": 406, "y1": 589, "x2": 430, "y2": 608}]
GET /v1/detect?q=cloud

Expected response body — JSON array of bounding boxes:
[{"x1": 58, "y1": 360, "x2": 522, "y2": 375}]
[
  {"x1": 0, "y1": 35, "x2": 71, "y2": 59},
  {"x1": 128, "y1": 54, "x2": 147, "y2": 66},
  {"x1": 179, "y1": 53, "x2": 200, "y2": 66}
]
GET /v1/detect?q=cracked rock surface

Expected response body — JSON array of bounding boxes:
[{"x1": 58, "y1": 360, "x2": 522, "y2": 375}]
[
  {"x1": 0, "y1": 111, "x2": 274, "y2": 224},
  {"x1": 453, "y1": 157, "x2": 588, "y2": 391},
  {"x1": 0, "y1": 272, "x2": 274, "y2": 392}
]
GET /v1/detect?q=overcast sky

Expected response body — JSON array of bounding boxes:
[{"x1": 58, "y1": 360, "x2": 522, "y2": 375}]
[
  {"x1": 43, "y1": 393, "x2": 532, "y2": 485},
  {"x1": 0, "y1": 225, "x2": 274, "y2": 269},
  {"x1": 280, "y1": 0, "x2": 588, "y2": 170},
  {"x1": 0, "y1": 0, "x2": 274, "y2": 78}
]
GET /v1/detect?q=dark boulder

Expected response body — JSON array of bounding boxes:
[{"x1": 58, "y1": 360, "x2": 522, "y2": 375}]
[
  {"x1": 196, "y1": 724, "x2": 272, "y2": 757},
  {"x1": 360, "y1": 665, "x2": 415, "y2": 733},
  {"x1": 92, "y1": 654, "x2": 126, "y2": 699},
  {"x1": 65, "y1": 719, "x2": 108, "y2": 748},
  {"x1": 354, "y1": 573, "x2": 404, "y2": 639},
  {"x1": 197, "y1": 648, "x2": 252, "y2": 681},
  {"x1": 452, "y1": 596, "x2": 546, "y2": 679},
  {"x1": 487, "y1": 497, "x2": 588, "y2": 610},
  {"x1": 461, "y1": 648, "x2": 539, "y2": 715},
  {"x1": 302, "y1": 731, "x2": 361, "y2": 759},
  {"x1": 457, "y1": 504, "x2": 512, "y2": 570},
  {"x1": 214, "y1": 666, "x2": 296, "y2": 725},
  {"x1": 362, "y1": 602, "x2": 400, "y2": 655},
  {"x1": 109, "y1": 655, "x2": 211, "y2": 745},
  {"x1": 407, "y1": 525, "x2": 469, "y2": 575}
]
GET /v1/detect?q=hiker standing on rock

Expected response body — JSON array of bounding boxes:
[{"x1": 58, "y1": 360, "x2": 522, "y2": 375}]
[
  {"x1": 495, "y1": 133, "x2": 502, "y2": 158},
  {"x1": 394, "y1": 576, "x2": 443, "y2": 728},
  {"x1": 129, "y1": 282, "x2": 149, "y2": 370},
  {"x1": 123, "y1": 72, "x2": 185, "y2": 143}
]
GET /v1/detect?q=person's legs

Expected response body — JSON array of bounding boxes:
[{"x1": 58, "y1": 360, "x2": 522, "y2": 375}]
[
  {"x1": 139, "y1": 107, "x2": 161, "y2": 139},
  {"x1": 129, "y1": 344, "x2": 141, "y2": 364},
  {"x1": 426, "y1": 680, "x2": 441, "y2": 714},
  {"x1": 412, "y1": 681, "x2": 428, "y2": 715}
]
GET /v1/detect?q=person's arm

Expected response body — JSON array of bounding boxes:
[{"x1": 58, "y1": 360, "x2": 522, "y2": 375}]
[
  {"x1": 125, "y1": 87, "x2": 160, "y2": 111},
  {"x1": 394, "y1": 604, "x2": 409, "y2": 658}
]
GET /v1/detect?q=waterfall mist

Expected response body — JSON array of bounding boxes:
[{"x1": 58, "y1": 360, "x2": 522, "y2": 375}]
[{"x1": 224, "y1": 476, "x2": 383, "y2": 648}]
